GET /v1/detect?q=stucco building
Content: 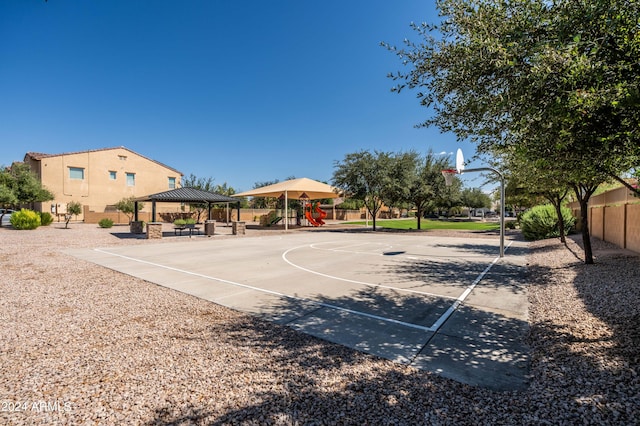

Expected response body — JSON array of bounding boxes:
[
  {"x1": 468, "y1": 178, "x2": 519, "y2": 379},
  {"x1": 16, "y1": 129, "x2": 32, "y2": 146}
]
[{"x1": 24, "y1": 147, "x2": 183, "y2": 221}]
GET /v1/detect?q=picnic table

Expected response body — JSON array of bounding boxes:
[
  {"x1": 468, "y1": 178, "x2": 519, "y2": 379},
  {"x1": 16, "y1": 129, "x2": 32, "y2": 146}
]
[{"x1": 174, "y1": 224, "x2": 201, "y2": 236}]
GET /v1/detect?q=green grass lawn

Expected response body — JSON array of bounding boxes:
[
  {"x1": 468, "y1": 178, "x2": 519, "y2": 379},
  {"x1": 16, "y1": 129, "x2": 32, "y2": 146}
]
[{"x1": 344, "y1": 218, "x2": 501, "y2": 231}]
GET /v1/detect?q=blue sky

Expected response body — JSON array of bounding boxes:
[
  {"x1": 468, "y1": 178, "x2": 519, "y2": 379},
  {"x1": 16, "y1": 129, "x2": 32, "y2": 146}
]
[{"x1": 0, "y1": 1, "x2": 485, "y2": 192}]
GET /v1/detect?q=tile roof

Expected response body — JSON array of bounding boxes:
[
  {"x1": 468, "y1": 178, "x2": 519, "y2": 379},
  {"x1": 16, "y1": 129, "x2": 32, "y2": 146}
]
[{"x1": 24, "y1": 146, "x2": 182, "y2": 175}]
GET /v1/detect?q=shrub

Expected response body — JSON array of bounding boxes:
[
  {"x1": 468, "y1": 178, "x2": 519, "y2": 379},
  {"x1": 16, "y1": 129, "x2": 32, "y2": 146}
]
[
  {"x1": 519, "y1": 204, "x2": 575, "y2": 241},
  {"x1": 184, "y1": 218, "x2": 196, "y2": 225},
  {"x1": 114, "y1": 197, "x2": 144, "y2": 224},
  {"x1": 65, "y1": 201, "x2": 82, "y2": 229},
  {"x1": 505, "y1": 221, "x2": 516, "y2": 230},
  {"x1": 38, "y1": 211, "x2": 54, "y2": 226},
  {"x1": 10, "y1": 209, "x2": 41, "y2": 230},
  {"x1": 98, "y1": 218, "x2": 114, "y2": 228},
  {"x1": 174, "y1": 219, "x2": 186, "y2": 226}
]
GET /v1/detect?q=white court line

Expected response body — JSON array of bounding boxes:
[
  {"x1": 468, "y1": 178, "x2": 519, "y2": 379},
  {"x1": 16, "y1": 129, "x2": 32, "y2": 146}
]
[
  {"x1": 285, "y1": 239, "x2": 515, "y2": 332},
  {"x1": 282, "y1": 244, "x2": 458, "y2": 300},
  {"x1": 95, "y1": 239, "x2": 513, "y2": 335},
  {"x1": 312, "y1": 242, "x2": 394, "y2": 256},
  {"x1": 429, "y1": 240, "x2": 514, "y2": 332},
  {"x1": 327, "y1": 242, "x2": 388, "y2": 251},
  {"x1": 93, "y1": 248, "x2": 433, "y2": 332}
]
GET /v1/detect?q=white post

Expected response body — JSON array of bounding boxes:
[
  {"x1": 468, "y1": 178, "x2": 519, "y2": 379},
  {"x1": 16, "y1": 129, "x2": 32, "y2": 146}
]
[
  {"x1": 284, "y1": 191, "x2": 288, "y2": 230},
  {"x1": 455, "y1": 167, "x2": 505, "y2": 257}
]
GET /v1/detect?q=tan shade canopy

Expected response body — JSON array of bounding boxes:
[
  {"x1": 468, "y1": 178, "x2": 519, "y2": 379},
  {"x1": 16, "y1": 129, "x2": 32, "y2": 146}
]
[{"x1": 235, "y1": 177, "x2": 341, "y2": 199}]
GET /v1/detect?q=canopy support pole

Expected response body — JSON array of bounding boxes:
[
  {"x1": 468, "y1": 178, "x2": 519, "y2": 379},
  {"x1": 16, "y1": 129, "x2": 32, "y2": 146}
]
[{"x1": 285, "y1": 190, "x2": 288, "y2": 230}]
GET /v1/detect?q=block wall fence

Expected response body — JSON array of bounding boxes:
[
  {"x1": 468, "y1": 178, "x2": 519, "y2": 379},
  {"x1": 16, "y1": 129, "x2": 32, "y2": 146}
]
[{"x1": 569, "y1": 186, "x2": 640, "y2": 254}]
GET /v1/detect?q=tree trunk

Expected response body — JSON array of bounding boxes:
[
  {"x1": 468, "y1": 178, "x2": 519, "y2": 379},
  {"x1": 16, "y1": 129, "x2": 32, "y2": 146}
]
[
  {"x1": 572, "y1": 184, "x2": 595, "y2": 264},
  {"x1": 545, "y1": 192, "x2": 567, "y2": 244},
  {"x1": 366, "y1": 205, "x2": 377, "y2": 231},
  {"x1": 416, "y1": 207, "x2": 422, "y2": 230},
  {"x1": 579, "y1": 197, "x2": 593, "y2": 264},
  {"x1": 554, "y1": 201, "x2": 566, "y2": 244}
]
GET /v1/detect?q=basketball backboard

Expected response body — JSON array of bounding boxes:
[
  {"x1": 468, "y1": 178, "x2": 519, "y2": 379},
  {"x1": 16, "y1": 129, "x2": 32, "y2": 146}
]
[{"x1": 456, "y1": 148, "x2": 465, "y2": 174}]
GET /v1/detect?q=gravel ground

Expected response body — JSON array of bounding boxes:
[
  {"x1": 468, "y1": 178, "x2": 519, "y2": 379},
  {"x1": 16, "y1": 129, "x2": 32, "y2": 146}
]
[{"x1": 1, "y1": 223, "x2": 638, "y2": 425}]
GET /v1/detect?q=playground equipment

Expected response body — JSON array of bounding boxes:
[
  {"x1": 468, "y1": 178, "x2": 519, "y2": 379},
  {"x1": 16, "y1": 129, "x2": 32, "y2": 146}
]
[{"x1": 304, "y1": 202, "x2": 326, "y2": 227}]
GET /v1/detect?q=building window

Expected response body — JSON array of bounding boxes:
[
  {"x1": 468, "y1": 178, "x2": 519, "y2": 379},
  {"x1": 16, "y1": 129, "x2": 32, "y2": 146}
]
[
  {"x1": 69, "y1": 167, "x2": 85, "y2": 180},
  {"x1": 126, "y1": 172, "x2": 135, "y2": 186},
  {"x1": 168, "y1": 177, "x2": 176, "y2": 189},
  {"x1": 118, "y1": 155, "x2": 127, "y2": 161},
  {"x1": 109, "y1": 171, "x2": 117, "y2": 180}
]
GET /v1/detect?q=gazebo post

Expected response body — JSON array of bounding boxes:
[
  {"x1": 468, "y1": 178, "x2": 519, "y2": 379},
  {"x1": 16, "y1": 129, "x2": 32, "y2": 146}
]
[
  {"x1": 134, "y1": 201, "x2": 139, "y2": 222},
  {"x1": 284, "y1": 190, "x2": 288, "y2": 230},
  {"x1": 152, "y1": 201, "x2": 157, "y2": 222}
]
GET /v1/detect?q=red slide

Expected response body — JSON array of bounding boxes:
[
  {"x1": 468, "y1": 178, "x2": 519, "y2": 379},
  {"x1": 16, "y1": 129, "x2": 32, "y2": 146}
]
[
  {"x1": 305, "y1": 210, "x2": 321, "y2": 226},
  {"x1": 314, "y1": 202, "x2": 326, "y2": 225}
]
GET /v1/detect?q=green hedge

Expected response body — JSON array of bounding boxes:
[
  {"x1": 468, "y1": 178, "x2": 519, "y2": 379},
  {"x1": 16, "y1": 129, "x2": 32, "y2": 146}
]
[{"x1": 520, "y1": 204, "x2": 575, "y2": 241}]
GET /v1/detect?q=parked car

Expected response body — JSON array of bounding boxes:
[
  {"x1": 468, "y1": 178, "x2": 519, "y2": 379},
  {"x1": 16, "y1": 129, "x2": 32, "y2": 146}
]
[{"x1": 0, "y1": 209, "x2": 16, "y2": 226}]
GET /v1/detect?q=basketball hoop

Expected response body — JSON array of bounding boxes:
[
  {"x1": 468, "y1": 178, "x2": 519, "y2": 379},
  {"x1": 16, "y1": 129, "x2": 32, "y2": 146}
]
[{"x1": 441, "y1": 169, "x2": 458, "y2": 186}]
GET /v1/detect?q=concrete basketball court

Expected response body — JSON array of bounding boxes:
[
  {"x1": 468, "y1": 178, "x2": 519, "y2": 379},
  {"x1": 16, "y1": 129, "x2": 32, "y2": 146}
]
[{"x1": 67, "y1": 230, "x2": 530, "y2": 390}]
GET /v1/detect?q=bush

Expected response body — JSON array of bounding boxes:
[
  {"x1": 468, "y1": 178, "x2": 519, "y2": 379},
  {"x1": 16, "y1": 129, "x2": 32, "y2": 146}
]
[
  {"x1": 38, "y1": 211, "x2": 54, "y2": 226},
  {"x1": 10, "y1": 209, "x2": 41, "y2": 230},
  {"x1": 505, "y1": 221, "x2": 516, "y2": 230},
  {"x1": 173, "y1": 219, "x2": 186, "y2": 226},
  {"x1": 519, "y1": 204, "x2": 575, "y2": 241},
  {"x1": 98, "y1": 218, "x2": 114, "y2": 228},
  {"x1": 184, "y1": 218, "x2": 196, "y2": 225}
]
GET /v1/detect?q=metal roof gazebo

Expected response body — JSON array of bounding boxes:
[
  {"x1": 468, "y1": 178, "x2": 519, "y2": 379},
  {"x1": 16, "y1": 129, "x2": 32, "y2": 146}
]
[{"x1": 133, "y1": 187, "x2": 242, "y2": 223}]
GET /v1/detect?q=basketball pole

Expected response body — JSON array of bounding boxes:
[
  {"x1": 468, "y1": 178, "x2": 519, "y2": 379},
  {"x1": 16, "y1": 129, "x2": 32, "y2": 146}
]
[
  {"x1": 460, "y1": 167, "x2": 505, "y2": 257},
  {"x1": 443, "y1": 166, "x2": 505, "y2": 258}
]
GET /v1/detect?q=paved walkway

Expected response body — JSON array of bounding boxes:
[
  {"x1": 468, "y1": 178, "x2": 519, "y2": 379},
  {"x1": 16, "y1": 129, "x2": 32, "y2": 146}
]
[{"x1": 67, "y1": 229, "x2": 530, "y2": 390}]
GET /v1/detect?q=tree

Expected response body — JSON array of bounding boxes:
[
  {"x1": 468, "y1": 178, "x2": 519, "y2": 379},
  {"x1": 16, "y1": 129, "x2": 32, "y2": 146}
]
[
  {"x1": 380, "y1": 151, "x2": 418, "y2": 217},
  {"x1": 333, "y1": 150, "x2": 398, "y2": 231},
  {"x1": 0, "y1": 163, "x2": 54, "y2": 208},
  {"x1": 214, "y1": 182, "x2": 236, "y2": 197},
  {"x1": 0, "y1": 183, "x2": 18, "y2": 226},
  {"x1": 503, "y1": 179, "x2": 543, "y2": 217},
  {"x1": 402, "y1": 150, "x2": 452, "y2": 229},
  {"x1": 498, "y1": 152, "x2": 575, "y2": 243},
  {"x1": 384, "y1": 0, "x2": 639, "y2": 262},
  {"x1": 65, "y1": 201, "x2": 82, "y2": 229},
  {"x1": 182, "y1": 174, "x2": 216, "y2": 222},
  {"x1": 461, "y1": 188, "x2": 491, "y2": 218},
  {"x1": 114, "y1": 197, "x2": 144, "y2": 224},
  {"x1": 0, "y1": 184, "x2": 17, "y2": 207},
  {"x1": 250, "y1": 179, "x2": 280, "y2": 209},
  {"x1": 434, "y1": 175, "x2": 463, "y2": 216}
]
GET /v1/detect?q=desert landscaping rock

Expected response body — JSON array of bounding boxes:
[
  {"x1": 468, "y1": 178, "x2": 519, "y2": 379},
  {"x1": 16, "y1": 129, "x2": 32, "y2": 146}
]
[{"x1": 1, "y1": 223, "x2": 638, "y2": 424}]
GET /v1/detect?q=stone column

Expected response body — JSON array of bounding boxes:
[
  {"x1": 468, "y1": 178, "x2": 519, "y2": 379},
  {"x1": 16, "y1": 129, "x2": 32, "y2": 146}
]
[
  {"x1": 232, "y1": 221, "x2": 246, "y2": 235},
  {"x1": 146, "y1": 222, "x2": 163, "y2": 239},
  {"x1": 130, "y1": 220, "x2": 145, "y2": 234}
]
